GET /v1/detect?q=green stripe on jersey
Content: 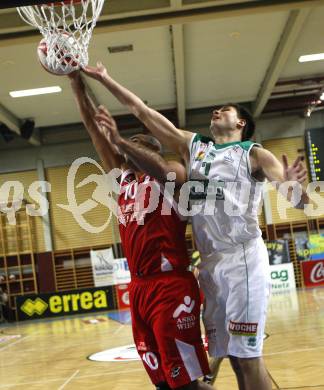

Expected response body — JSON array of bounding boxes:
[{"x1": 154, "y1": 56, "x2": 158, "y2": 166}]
[{"x1": 193, "y1": 134, "x2": 254, "y2": 151}]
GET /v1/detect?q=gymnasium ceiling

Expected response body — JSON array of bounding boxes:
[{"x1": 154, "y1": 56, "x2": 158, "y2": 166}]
[{"x1": 1, "y1": 0, "x2": 324, "y2": 146}]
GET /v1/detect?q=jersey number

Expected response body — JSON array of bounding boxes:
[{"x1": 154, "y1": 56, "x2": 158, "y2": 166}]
[{"x1": 202, "y1": 162, "x2": 211, "y2": 176}]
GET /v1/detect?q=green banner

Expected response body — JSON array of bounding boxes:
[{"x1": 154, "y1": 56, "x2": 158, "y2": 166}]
[{"x1": 295, "y1": 234, "x2": 324, "y2": 261}]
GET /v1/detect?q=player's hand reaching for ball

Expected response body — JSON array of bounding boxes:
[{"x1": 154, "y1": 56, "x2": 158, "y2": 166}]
[{"x1": 82, "y1": 61, "x2": 109, "y2": 81}]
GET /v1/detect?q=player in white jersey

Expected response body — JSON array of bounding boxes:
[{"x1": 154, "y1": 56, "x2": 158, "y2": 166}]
[
  {"x1": 188, "y1": 133, "x2": 263, "y2": 253},
  {"x1": 82, "y1": 63, "x2": 309, "y2": 390},
  {"x1": 188, "y1": 131, "x2": 269, "y2": 364}
]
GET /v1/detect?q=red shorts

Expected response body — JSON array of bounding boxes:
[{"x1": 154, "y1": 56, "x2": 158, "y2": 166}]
[{"x1": 129, "y1": 270, "x2": 209, "y2": 389}]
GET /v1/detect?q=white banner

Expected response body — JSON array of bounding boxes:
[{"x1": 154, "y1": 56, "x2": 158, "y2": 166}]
[
  {"x1": 90, "y1": 248, "x2": 115, "y2": 286},
  {"x1": 90, "y1": 249, "x2": 131, "y2": 286},
  {"x1": 113, "y1": 258, "x2": 131, "y2": 285},
  {"x1": 270, "y1": 262, "x2": 296, "y2": 292}
]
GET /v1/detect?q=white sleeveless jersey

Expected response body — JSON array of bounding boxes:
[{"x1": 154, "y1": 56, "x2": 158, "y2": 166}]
[{"x1": 188, "y1": 133, "x2": 264, "y2": 258}]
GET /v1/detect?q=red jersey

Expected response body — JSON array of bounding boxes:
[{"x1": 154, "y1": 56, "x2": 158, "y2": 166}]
[{"x1": 118, "y1": 170, "x2": 190, "y2": 277}]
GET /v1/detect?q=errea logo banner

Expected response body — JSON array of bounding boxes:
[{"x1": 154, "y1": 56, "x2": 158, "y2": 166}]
[
  {"x1": 21, "y1": 298, "x2": 48, "y2": 316},
  {"x1": 16, "y1": 286, "x2": 117, "y2": 321}
]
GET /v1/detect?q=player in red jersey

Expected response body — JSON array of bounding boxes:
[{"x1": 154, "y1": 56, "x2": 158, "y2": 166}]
[{"x1": 69, "y1": 71, "x2": 214, "y2": 390}]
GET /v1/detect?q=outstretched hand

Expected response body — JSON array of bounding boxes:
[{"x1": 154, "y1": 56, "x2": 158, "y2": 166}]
[
  {"x1": 82, "y1": 61, "x2": 108, "y2": 81},
  {"x1": 282, "y1": 154, "x2": 307, "y2": 184}
]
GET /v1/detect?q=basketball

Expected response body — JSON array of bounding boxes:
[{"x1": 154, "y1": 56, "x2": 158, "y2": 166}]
[{"x1": 37, "y1": 33, "x2": 80, "y2": 75}]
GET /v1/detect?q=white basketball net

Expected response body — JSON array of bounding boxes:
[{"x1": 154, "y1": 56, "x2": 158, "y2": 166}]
[{"x1": 17, "y1": 0, "x2": 105, "y2": 74}]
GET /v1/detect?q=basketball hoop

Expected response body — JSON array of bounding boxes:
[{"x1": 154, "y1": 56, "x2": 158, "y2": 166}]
[{"x1": 17, "y1": 0, "x2": 105, "y2": 74}]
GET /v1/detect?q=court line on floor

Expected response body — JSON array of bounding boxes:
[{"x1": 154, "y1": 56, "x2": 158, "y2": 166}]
[
  {"x1": 264, "y1": 346, "x2": 324, "y2": 390},
  {"x1": 0, "y1": 368, "x2": 144, "y2": 388},
  {"x1": 57, "y1": 369, "x2": 80, "y2": 390},
  {"x1": 111, "y1": 324, "x2": 125, "y2": 336},
  {"x1": 0, "y1": 336, "x2": 30, "y2": 352},
  {"x1": 264, "y1": 345, "x2": 324, "y2": 357},
  {"x1": 281, "y1": 386, "x2": 324, "y2": 389},
  {"x1": 73, "y1": 367, "x2": 144, "y2": 379},
  {"x1": 0, "y1": 378, "x2": 67, "y2": 389},
  {"x1": 267, "y1": 369, "x2": 281, "y2": 390}
]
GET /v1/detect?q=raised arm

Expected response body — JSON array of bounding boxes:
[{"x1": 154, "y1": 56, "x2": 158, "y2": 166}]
[
  {"x1": 69, "y1": 71, "x2": 124, "y2": 172},
  {"x1": 82, "y1": 62, "x2": 193, "y2": 159},
  {"x1": 95, "y1": 106, "x2": 187, "y2": 187},
  {"x1": 251, "y1": 147, "x2": 309, "y2": 208}
]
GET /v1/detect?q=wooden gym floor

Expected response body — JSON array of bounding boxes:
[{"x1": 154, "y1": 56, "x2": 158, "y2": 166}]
[{"x1": 0, "y1": 288, "x2": 323, "y2": 390}]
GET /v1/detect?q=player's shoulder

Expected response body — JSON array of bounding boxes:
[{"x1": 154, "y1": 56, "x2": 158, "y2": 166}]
[
  {"x1": 238, "y1": 140, "x2": 258, "y2": 151},
  {"x1": 250, "y1": 144, "x2": 272, "y2": 160},
  {"x1": 249, "y1": 145, "x2": 277, "y2": 175},
  {"x1": 227, "y1": 140, "x2": 261, "y2": 153},
  {"x1": 189, "y1": 133, "x2": 214, "y2": 156},
  {"x1": 192, "y1": 133, "x2": 214, "y2": 145}
]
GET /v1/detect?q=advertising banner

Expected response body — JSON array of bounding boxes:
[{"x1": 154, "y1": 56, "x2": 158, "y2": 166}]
[
  {"x1": 113, "y1": 258, "x2": 131, "y2": 285},
  {"x1": 16, "y1": 286, "x2": 117, "y2": 321},
  {"x1": 295, "y1": 234, "x2": 324, "y2": 261},
  {"x1": 91, "y1": 249, "x2": 131, "y2": 287},
  {"x1": 116, "y1": 284, "x2": 130, "y2": 310},
  {"x1": 90, "y1": 248, "x2": 115, "y2": 286},
  {"x1": 302, "y1": 259, "x2": 324, "y2": 288},
  {"x1": 270, "y1": 263, "x2": 296, "y2": 292},
  {"x1": 265, "y1": 239, "x2": 290, "y2": 265}
]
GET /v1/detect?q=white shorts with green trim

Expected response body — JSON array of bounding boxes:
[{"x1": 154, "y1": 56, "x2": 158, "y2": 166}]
[{"x1": 198, "y1": 237, "x2": 271, "y2": 358}]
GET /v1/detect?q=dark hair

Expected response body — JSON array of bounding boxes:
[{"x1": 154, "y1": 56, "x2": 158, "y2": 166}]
[
  {"x1": 129, "y1": 134, "x2": 162, "y2": 154},
  {"x1": 228, "y1": 103, "x2": 255, "y2": 141}
]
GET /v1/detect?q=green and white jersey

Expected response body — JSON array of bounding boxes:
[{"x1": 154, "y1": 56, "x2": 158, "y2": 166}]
[{"x1": 188, "y1": 133, "x2": 263, "y2": 258}]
